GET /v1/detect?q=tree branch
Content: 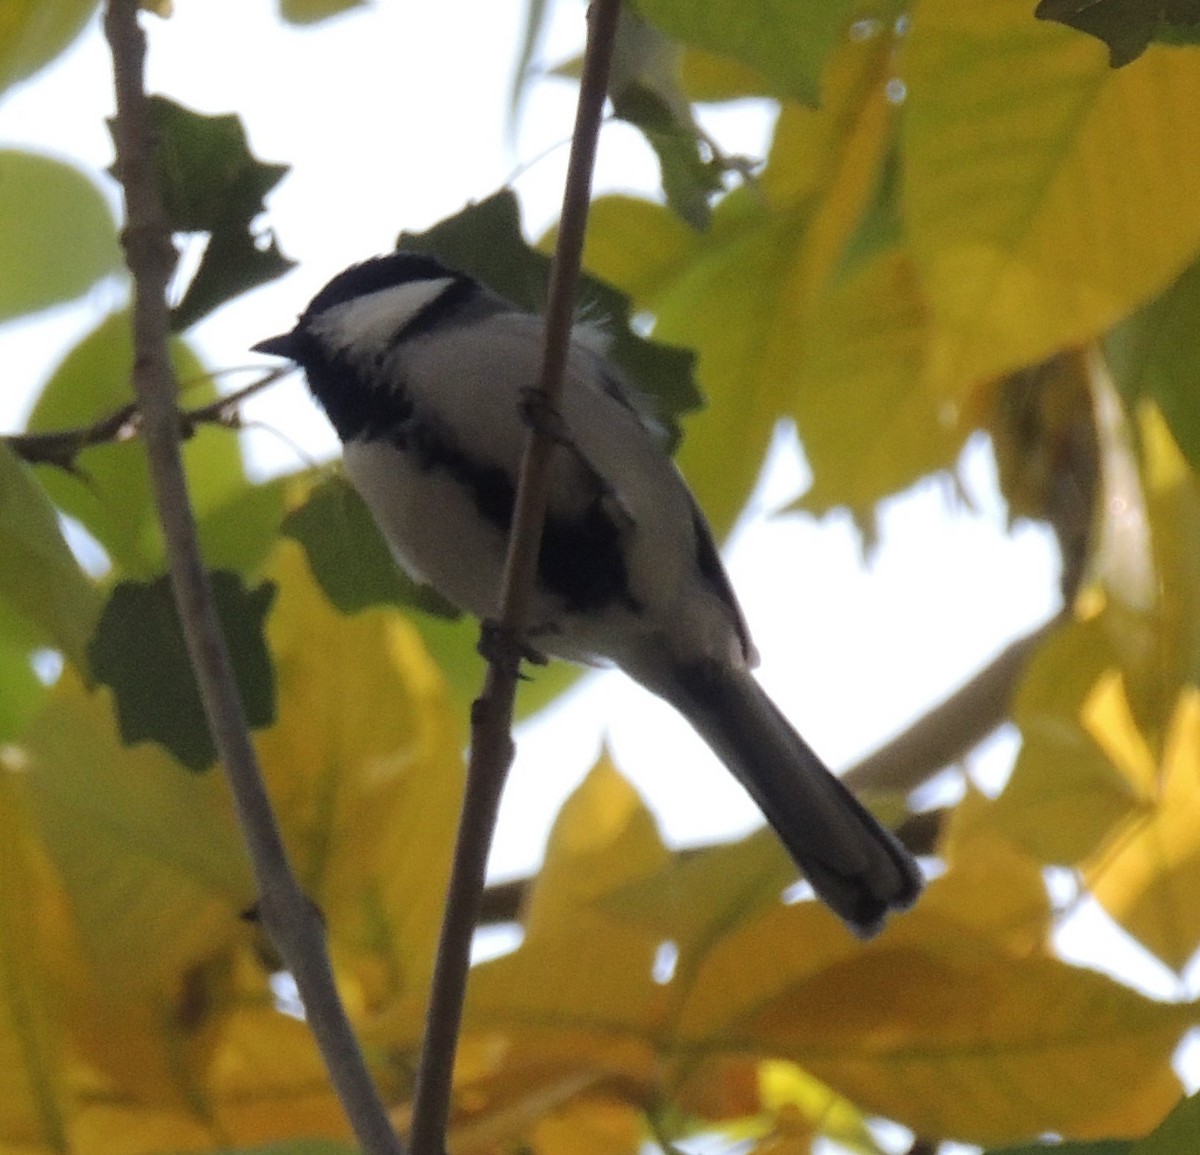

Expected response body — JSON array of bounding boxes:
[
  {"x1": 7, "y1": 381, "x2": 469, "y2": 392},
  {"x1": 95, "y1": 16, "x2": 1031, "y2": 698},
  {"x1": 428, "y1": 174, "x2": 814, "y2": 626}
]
[
  {"x1": 4, "y1": 372, "x2": 282, "y2": 471},
  {"x1": 102, "y1": 6, "x2": 401, "y2": 1154},
  {"x1": 406, "y1": 3, "x2": 623, "y2": 1153}
]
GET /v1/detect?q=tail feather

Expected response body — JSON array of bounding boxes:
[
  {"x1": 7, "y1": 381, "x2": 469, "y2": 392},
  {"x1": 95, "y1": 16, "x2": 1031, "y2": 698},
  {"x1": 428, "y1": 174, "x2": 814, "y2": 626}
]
[{"x1": 639, "y1": 658, "x2": 922, "y2": 937}]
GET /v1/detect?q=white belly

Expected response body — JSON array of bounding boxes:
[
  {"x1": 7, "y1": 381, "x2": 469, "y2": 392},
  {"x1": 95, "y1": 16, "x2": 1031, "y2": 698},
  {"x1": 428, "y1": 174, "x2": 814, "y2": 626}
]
[{"x1": 344, "y1": 439, "x2": 512, "y2": 623}]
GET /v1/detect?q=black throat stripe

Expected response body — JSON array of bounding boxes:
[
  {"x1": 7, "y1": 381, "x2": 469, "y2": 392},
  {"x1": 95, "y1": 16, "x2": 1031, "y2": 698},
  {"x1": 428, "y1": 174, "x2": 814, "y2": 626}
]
[{"x1": 306, "y1": 353, "x2": 641, "y2": 617}]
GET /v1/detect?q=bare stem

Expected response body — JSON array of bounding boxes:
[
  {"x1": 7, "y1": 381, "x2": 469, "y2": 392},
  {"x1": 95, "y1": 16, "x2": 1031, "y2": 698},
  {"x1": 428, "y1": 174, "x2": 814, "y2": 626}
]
[
  {"x1": 5, "y1": 372, "x2": 283, "y2": 471},
  {"x1": 406, "y1": 2, "x2": 623, "y2": 1153},
  {"x1": 102, "y1": 5, "x2": 401, "y2": 1153}
]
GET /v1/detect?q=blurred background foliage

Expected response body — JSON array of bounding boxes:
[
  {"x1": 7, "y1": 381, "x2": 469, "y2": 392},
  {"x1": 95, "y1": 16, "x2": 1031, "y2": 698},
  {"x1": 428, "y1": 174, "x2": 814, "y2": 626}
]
[{"x1": 2, "y1": 0, "x2": 1200, "y2": 1153}]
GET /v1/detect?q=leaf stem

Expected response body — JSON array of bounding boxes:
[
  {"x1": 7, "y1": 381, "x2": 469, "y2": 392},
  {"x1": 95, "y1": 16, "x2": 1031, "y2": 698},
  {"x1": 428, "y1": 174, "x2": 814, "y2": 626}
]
[
  {"x1": 102, "y1": 5, "x2": 402, "y2": 1154},
  {"x1": 406, "y1": 2, "x2": 623, "y2": 1153}
]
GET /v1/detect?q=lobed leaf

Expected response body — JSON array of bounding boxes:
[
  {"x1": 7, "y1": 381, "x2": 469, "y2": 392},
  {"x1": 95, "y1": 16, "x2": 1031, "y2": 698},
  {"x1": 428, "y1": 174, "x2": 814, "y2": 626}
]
[
  {"x1": 87, "y1": 572, "x2": 276, "y2": 771},
  {"x1": 132, "y1": 97, "x2": 293, "y2": 329},
  {"x1": 1035, "y1": 0, "x2": 1200, "y2": 68}
]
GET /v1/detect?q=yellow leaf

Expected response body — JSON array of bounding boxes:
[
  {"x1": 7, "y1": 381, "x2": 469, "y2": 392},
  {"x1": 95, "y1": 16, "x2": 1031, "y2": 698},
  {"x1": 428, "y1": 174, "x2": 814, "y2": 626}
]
[
  {"x1": 1081, "y1": 669, "x2": 1158, "y2": 795},
  {"x1": 66, "y1": 1103, "x2": 220, "y2": 1155},
  {"x1": 673, "y1": 898, "x2": 864, "y2": 1044},
  {"x1": 591, "y1": 827, "x2": 795, "y2": 967},
  {"x1": 1136, "y1": 402, "x2": 1200, "y2": 732},
  {"x1": 446, "y1": 762, "x2": 671, "y2": 1146},
  {"x1": 904, "y1": 0, "x2": 1200, "y2": 391},
  {"x1": 920, "y1": 786, "x2": 1052, "y2": 955},
  {"x1": 21, "y1": 676, "x2": 251, "y2": 1004},
  {"x1": 15, "y1": 671, "x2": 250, "y2": 1114},
  {"x1": 255, "y1": 539, "x2": 466, "y2": 1010},
  {"x1": 721, "y1": 946, "x2": 1189, "y2": 1144},
  {"x1": 584, "y1": 30, "x2": 910, "y2": 532},
  {"x1": 757, "y1": 1061, "x2": 875, "y2": 1153},
  {"x1": 792, "y1": 248, "x2": 959, "y2": 516},
  {"x1": 526, "y1": 1098, "x2": 645, "y2": 1155},
  {"x1": 0, "y1": 763, "x2": 67, "y2": 1151},
  {"x1": 206, "y1": 948, "x2": 349, "y2": 1144},
  {"x1": 446, "y1": 741, "x2": 1196, "y2": 1150},
  {"x1": 0, "y1": 537, "x2": 467, "y2": 1146},
  {"x1": 451, "y1": 1088, "x2": 644, "y2": 1155},
  {"x1": 468, "y1": 757, "x2": 671, "y2": 1037},
  {"x1": 1086, "y1": 687, "x2": 1200, "y2": 971},
  {"x1": 583, "y1": 195, "x2": 698, "y2": 303},
  {"x1": 987, "y1": 618, "x2": 1144, "y2": 864}
]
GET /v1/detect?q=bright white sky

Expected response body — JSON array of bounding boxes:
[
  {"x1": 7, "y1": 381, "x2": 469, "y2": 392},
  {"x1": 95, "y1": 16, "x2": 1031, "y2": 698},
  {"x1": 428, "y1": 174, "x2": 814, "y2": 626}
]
[{"x1": 2, "y1": 0, "x2": 1196, "y2": 1083}]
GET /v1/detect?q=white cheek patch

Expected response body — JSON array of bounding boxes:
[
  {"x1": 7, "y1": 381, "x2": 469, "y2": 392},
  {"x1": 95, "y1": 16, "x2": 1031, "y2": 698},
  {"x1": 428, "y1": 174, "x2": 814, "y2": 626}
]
[{"x1": 313, "y1": 277, "x2": 456, "y2": 356}]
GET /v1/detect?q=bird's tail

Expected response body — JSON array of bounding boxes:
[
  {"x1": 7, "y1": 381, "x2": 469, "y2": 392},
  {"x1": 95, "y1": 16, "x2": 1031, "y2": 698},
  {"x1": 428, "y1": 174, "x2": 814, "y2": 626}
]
[{"x1": 632, "y1": 657, "x2": 922, "y2": 937}]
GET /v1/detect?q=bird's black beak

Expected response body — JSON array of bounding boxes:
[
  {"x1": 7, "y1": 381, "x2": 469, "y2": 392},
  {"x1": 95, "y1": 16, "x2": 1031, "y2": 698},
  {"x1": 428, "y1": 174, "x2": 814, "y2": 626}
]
[{"x1": 252, "y1": 330, "x2": 303, "y2": 360}]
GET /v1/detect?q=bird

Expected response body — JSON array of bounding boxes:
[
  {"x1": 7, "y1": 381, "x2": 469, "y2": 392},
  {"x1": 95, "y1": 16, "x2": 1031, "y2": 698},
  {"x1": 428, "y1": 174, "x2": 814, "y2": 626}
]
[{"x1": 254, "y1": 250, "x2": 922, "y2": 936}]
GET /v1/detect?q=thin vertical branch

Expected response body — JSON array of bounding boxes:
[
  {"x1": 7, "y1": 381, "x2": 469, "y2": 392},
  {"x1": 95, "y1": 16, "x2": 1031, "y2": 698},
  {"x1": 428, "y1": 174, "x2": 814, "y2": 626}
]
[
  {"x1": 406, "y1": 2, "x2": 624, "y2": 1153},
  {"x1": 102, "y1": 5, "x2": 402, "y2": 1153}
]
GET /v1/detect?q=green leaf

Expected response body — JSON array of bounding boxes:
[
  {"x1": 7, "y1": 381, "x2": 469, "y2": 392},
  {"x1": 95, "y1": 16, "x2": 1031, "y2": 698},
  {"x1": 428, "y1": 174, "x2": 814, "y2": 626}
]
[
  {"x1": 87, "y1": 572, "x2": 277, "y2": 771},
  {"x1": 0, "y1": 150, "x2": 120, "y2": 321},
  {"x1": 612, "y1": 81, "x2": 724, "y2": 230},
  {"x1": 986, "y1": 1141, "x2": 1130, "y2": 1155},
  {"x1": 1035, "y1": 0, "x2": 1200, "y2": 67},
  {"x1": 399, "y1": 190, "x2": 700, "y2": 443},
  {"x1": 635, "y1": 0, "x2": 856, "y2": 105},
  {"x1": 583, "y1": 29, "x2": 915, "y2": 530},
  {"x1": 21, "y1": 669, "x2": 252, "y2": 1001},
  {"x1": 279, "y1": 0, "x2": 368, "y2": 24},
  {"x1": 1136, "y1": 1090, "x2": 1200, "y2": 1155},
  {"x1": 0, "y1": 0, "x2": 97, "y2": 96},
  {"x1": 130, "y1": 97, "x2": 294, "y2": 328},
  {"x1": 508, "y1": 0, "x2": 552, "y2": 117},
  {"x1": 281, "y1": 476, "x2": 460, "y2": 617},
  {"x1": 26, "y1": 310, "x2": 248, "y2": 577},
  {"x1": 283, "y1": 474, "x2": 578, "y2": 720},
  {"x1": 144, "y1": 96, "x2": 288, "y2": 234},
  {"x1": 833, "y1": 142, "x2": 904, "y2": 278},
  {"x1": 0, "y1": 605, "x2": 46, "y2": 741},
  {"x1": 172, "y1": 224, "x2": 295, "y2": 332},
  {"x1": 608, "y1": 10, "x2": 730, "y2": 229},
  {"x1": 0, "y1": 444, "x2": 101, "y2": 669},
  {"x1": 679, "y1": 44, "x2": 784, "y2": 102},
  {"x1": 1105, "y1": 255, "x2": 1200, "y2": 473},
  {"x1": 985, "y1": 1089, "x2": 1200, "y2": 1154},
  {"x1": 195, "y1": 476, "x2": 288, "y2": 575}
]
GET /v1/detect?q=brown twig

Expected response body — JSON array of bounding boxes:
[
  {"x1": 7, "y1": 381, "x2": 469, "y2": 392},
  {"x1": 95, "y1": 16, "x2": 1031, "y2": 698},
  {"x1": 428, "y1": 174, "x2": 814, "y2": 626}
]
[
  {"x1": 102, "y1": 5, "x2": 402, "y2": 1154},
  {"x1": 5, "y1": 371, "x2": 284, "y2": 471},
  {"x1": 405, "y1": 2, "x2": 623, "y2": 1153}
]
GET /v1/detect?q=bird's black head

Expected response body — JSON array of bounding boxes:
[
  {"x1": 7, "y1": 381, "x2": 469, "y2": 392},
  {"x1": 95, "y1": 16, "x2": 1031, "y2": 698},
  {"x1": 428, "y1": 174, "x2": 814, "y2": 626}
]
[
  {"x1": 251, "y1": 251, "x2": 467, "y2": 361},
  {"x1": 303, "y1": 252, "x2": 460, "y2": 318}
]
